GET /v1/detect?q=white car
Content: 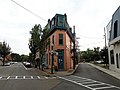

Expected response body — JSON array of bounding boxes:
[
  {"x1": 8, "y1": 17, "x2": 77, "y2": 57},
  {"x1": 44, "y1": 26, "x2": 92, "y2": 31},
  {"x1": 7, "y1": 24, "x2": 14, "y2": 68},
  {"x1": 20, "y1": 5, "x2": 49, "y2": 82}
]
[
  {"x1": 4, "y1": 63, "x2": 10, "y2": 66},
  {"x1": 96, "y1": 60, "x2": 104, "y2": 64},
  {"x1": 23, "y1": 62, "x2": 31, "y2": 68}
]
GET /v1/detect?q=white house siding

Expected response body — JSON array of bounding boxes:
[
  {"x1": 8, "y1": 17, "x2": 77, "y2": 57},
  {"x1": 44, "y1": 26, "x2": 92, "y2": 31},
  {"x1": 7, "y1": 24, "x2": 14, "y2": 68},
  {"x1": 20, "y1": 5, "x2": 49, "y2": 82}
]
[
  {"x1": 108, "y1": 6, "x2": 120, "y2": 73},
  {"x1": 114, "y1": 43, "x2": 120, "y2": 73},
  {"x1": 108, "y1": 44, "x2": 120, "y2": 73},
  {"x1": 108, "y1": 45, "x2": 115, "y2": 70}
]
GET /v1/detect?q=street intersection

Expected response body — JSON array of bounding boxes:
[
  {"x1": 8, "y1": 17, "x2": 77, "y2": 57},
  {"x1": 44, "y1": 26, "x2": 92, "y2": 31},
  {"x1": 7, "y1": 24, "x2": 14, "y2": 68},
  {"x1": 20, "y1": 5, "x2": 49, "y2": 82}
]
[{"x1": 0, "y1": 62, "x2": 120, "y2": 90}]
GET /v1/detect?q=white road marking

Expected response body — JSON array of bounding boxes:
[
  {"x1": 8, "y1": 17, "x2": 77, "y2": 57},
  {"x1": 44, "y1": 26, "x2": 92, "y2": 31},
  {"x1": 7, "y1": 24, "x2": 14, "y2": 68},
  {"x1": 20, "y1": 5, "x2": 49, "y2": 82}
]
[
  {"x1": 44, "y1": 76, "x2": 48, "y2": 79},
  {"x1": 87, "y1": 83, "x2": 105, "y2": 87},
  {"x1": 94, "y1": 86, "x2": 116, "y2": 90},
  {"x1": 58, "y1": 76, "x2": 93, "y2": 90},
  {"x1": 0, "y1": 76, "x2": 57, "y2": 80},
  {"x1": 80, "y1": 81, "x2": 97, "y2": 84},
  {"x1": 23, "y1": 76, "x2": 25, "y2": 79},
  {"x1": 37, "y1": 76, "x2": 40, "y2": 79},
  {"x1": 58, "y1": 75, "x2": 120, "y2": 90},
  {"x1": 15, "y1": 76, "x2": 18, "y2": 79},
  {"x1": 22, "y1": 63, "x2": 32, "y2": 70},
  {"x1": 7, "y1": 76, "x2": 10, "y2": 79},
  {"x1": 31, "y1": 76, "x2": 33, "y2": 79}
]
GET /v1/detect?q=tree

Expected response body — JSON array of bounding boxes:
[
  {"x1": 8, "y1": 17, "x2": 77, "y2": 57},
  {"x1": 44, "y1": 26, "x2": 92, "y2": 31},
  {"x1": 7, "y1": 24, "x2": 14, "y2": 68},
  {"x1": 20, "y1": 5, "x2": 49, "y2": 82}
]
[
  {"x1": 29, "y1": 24, "x2": 49, "y2": 69},
  {"x1": 0, "y1": 41, "x2": 11, "y2": 65},
  {"x1": 11, "y1": 53, "x2": 21, "y2": 62},
  {"x1": 80, "y1": 47, "x2": 100, "y2": 62},
  {"x1": 100, "y1": 47, "x2": 108, "y2": 64},
  {"x1": 29, "y1": 24, "x2": 42, "y2": 65},
  {"x1": 93, "y1": 47, "x2": 100, "y2": 61},
  {"x1": 21, "y1": 54, "x2": 29, "y2": 62}
]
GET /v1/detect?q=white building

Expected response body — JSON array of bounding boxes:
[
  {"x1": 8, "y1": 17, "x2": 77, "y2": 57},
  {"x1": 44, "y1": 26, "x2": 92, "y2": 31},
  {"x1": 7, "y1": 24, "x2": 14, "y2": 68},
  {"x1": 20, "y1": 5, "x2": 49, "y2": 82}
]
[{"x1": 108, "y1": 6, "x2": 120, "y2": 73}]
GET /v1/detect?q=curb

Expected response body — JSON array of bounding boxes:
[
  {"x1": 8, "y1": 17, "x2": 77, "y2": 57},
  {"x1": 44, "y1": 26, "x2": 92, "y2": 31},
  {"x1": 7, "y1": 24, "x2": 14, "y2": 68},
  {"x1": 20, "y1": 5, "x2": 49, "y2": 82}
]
[
  {"x1": 41, "y1": 64, "x2": 79, "y2": 77},
  {"x1": 88, "y1": 63, "x2": 120, "y2": 80},
  {"x1": 70, "y1": 64, "x2": 79, "y2": 75}
]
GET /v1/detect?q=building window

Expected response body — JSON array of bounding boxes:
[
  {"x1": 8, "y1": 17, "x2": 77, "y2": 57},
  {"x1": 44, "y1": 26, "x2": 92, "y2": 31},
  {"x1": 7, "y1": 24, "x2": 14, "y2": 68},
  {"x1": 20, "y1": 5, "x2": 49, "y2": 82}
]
[
  {"x1": 51, "y1": 46, "x2": 53, "y2": 50},
  {"x1": 52, "y1": 35, "x2": 54, "y2": 44},
  {"x1": 110, "y1": 50, "x2": 114, "y2": 64},
  {"x1": 116, "y1": 53, "x2": 119, "y2": 68},
  {"x1": 59, "y1": 34, "x2": 63, "y2": 46},
  {"x1": 49, "y1": 53, "x2": 50, "y2": 65},
  {"x1": 51, "y1": 19, "x2": 55, "y2": 29},
  {"x1": 114, "y1": 20, "x2": 118, "y2": 39},
  {"x1": 58, "y1": 16, "x2": 64, "y2": 27}
]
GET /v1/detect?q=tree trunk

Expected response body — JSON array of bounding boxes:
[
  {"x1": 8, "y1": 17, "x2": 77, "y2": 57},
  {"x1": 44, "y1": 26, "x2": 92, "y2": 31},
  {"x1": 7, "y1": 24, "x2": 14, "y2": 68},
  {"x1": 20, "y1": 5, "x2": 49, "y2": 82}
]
[{"x1": 2, "y1": 57, "x2": 5, "y2": 66}]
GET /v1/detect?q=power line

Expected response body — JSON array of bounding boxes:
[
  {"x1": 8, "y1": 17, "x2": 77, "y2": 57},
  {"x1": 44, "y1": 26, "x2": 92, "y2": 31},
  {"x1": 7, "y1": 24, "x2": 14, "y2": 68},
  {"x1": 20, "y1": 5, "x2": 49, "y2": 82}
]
[
  {"x1": 11, "y1": 0, "x2": 46, "y2": 22},
  {"x1": 76, "y1": 34, "x2": 104, "y2": 39},
  {"x1": 80, "y1": 40, "x2": 104, "y2": 47}
]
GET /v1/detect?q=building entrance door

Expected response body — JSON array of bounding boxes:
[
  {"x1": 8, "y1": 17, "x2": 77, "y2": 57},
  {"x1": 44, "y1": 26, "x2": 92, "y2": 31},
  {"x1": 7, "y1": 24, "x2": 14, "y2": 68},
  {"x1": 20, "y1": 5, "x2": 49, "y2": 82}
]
[{"x1": 58, "y1": 50, "x2": 64, "y2": 70}]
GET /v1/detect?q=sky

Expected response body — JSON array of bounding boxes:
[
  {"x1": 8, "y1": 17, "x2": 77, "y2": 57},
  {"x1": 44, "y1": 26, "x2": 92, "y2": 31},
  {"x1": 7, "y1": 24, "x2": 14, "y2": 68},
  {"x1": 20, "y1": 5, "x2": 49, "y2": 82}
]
[{"x1": 0, "y1": 0, "x2": 120, "y2": 55}]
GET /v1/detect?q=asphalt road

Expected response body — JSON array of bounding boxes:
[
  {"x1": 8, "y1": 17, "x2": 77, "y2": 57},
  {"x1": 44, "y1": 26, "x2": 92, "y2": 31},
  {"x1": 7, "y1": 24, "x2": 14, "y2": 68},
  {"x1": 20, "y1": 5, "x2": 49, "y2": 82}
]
[
  {"x1": 73, "y1": 63, "x2": 120, "y2": 90},
  {"x1": 0, "y1": 62, "x2": 120, "y2": 90}
]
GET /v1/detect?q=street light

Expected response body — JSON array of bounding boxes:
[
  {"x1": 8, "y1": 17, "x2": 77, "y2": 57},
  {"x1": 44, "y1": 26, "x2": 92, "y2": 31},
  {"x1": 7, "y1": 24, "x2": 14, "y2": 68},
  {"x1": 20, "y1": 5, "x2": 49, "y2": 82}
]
[{"x1": 50, "y1": 50, "x2": 58, "y2": 74}]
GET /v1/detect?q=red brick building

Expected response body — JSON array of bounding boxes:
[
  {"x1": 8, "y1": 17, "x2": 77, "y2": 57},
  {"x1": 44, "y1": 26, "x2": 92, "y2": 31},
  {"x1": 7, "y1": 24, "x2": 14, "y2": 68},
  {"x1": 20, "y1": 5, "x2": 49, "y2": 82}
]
[{"x1": 44, "y1": 14, "x2": 74, "y2": 71}]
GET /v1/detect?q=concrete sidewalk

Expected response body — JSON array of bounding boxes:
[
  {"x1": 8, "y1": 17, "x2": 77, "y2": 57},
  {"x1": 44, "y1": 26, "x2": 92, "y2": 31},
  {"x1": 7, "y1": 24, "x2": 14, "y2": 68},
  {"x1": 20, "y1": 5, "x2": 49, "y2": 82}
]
[
  {"x1": 43, "y1": 65, "x2": 79, "y2": 76},
  {"x1": 88, "y1": 63, "x2": 120, "y2": 80}
]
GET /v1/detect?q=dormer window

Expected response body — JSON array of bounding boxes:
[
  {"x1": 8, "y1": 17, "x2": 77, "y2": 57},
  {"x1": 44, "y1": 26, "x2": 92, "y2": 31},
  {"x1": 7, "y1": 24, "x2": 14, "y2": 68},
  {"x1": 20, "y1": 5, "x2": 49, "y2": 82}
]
[
  {"x1": 51, "y1": 18, "x2": 55, "y2": 29},
  {"x1": 58, "y1": 16, "x2": 64, "y2": 27}
]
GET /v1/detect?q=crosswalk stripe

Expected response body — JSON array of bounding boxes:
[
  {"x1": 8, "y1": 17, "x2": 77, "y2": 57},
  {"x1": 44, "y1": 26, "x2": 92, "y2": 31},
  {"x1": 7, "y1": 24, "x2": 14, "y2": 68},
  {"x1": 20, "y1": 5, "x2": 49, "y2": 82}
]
[
  {"x1": 31, "y1": 76, "x2": 33, "y2": 79},
  {"x1": 0, "y1": 76, "x2": 57, "y2": 80},
  {"x1": 23, "y1": 76, "x2": 25, "y2": 79},
  {"x1": 15, "y1": 76, "x2": 18, "y2": 79},
  {"x1": 87, "y1": 83, "x2": 104, "y2": 86},
  {"x1": 7, "y1": 76, "x2": 10, "y2": 79},
  {"x1": 44, "y1": 76, "x2": 48, "y2": 79},
  {"x1": 94, "y1": 86, "x2": 116, "y2": 90},
  {"x1": 37, "y1": 76, "x2": 40, "y2": 79},
  {"x1": 80, "y1": 81, "x2": 96, "y2": 84},
  {"x1": 58, "y1": 76, "x2": 120, "y2": 90}
]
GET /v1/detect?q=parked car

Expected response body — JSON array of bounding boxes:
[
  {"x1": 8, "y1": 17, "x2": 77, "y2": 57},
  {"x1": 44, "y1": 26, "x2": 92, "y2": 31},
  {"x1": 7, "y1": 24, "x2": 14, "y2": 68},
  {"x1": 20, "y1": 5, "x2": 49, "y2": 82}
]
[
  {"x1": 23, "y1": 62, "x2": 31, "y2": 68},
  {"x1": 95, "y1": 60, "x2": 104, "y2": 64},
  {"x1": 4, "y1": 62, "x2": 10, "y2": 66}
]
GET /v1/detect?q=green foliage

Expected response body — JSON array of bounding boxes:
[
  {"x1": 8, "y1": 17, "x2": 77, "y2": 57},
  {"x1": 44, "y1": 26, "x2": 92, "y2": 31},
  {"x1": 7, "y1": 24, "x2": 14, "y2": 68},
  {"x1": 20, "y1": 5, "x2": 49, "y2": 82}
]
[
  {"x1": 21, "y1": 54, "x2": 29, "y2": 62},
  {"x1": 0, "y1": 41, "x2": 11, "y2": 65},
  {"x1": 100, "y1": 47, "x2": 108, "y2": 64},
  {"x1": 80, "y1": 47, "x2": 101, "y2": 62},
  {"x1": 11, "y1": 53, "x2": 21, "y2": 62},
  {"x1": 29, "y1": 24, "x2": 50, "y2": 67},
  {"x1": 80, "y1": 48, "x2": 95, "y2": 62},
  {"x1": 29, "y1": 24, "x2": 42, "y2": 54}
]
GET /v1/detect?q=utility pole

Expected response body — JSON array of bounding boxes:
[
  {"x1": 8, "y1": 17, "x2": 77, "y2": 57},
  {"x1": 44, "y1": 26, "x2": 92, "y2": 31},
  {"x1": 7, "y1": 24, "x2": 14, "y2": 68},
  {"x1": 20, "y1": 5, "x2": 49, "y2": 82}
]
[
  {"x1": 73, "y1": 26, "x2": 76, "y2": 69},
  {"x1": 104, "y1": 27, "x2": 108, "y2": 67},
  {"x1": 51, "y1": 53, "x2": 54, "y2": 74},
  {"x1": 104, "y1": 27, "x2": 107, "y2": 48}
]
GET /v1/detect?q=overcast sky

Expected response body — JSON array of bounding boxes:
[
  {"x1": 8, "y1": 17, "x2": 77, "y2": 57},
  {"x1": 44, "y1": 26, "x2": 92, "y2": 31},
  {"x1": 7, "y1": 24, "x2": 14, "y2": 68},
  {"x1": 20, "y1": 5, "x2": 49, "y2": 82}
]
[{"x1": 0, "y1": 0, "x2": 120, "y2": 55}]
